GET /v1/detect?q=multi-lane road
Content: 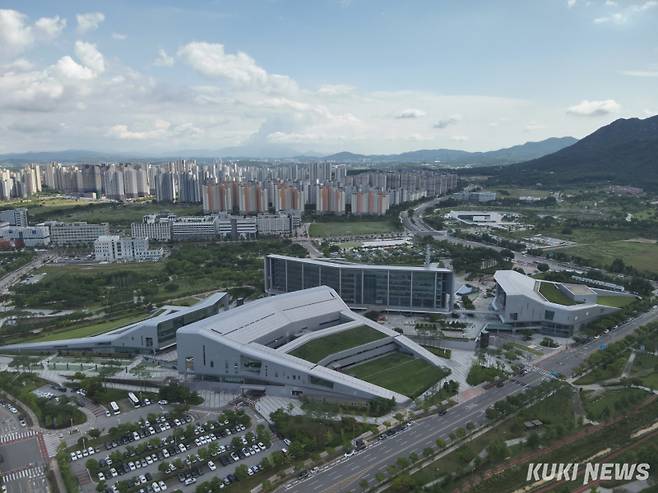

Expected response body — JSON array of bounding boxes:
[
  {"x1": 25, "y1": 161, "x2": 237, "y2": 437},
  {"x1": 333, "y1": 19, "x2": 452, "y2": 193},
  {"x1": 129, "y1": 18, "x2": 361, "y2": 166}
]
[{"x1": 281, "y1": 304, "x2": 658, "y2": 493}]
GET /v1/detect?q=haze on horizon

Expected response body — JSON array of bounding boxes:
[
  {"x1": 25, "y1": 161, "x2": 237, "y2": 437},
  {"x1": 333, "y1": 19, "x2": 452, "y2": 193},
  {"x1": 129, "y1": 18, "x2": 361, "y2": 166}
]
[{"x1": 1, "y1": 0, "x2": 657, "y2": 156}]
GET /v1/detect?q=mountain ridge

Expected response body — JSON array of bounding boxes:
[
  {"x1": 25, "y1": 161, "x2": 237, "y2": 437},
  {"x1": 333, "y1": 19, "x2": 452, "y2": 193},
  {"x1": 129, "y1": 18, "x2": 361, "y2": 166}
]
[{"x1": 0, "y1": 137, "x2": 577, "y2": 166}]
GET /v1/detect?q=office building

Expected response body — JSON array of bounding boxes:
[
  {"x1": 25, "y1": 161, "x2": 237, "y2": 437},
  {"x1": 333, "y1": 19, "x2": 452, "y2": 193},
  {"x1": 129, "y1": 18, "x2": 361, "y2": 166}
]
[
  {"x1": 94, "y1": 235, "x2": 163, "y2": 262},
  {"x1": 177, "y1": 286, "x2": 451, "y2": 403},
  {"x1": 0, "y1": 225, "x2": 50, "y2": 247},
  {"x1": 492, "y1": 270, "x2": 625, "y2": 336},
  {"x1": 0, "y1": 208, "x2": 28, "y2": 227},
  {"x1": 265, "y1": 255, "x2": 454, "y2": 314},
  {"x1": 46, "y1": 221, "x2": 110, "y2": 246},
  {"x1": 131, "y1": 214, "x2": 174, "y2": 242},
  {"x1": 0, "y1": 293, "x2": 229, "y2": 354}
]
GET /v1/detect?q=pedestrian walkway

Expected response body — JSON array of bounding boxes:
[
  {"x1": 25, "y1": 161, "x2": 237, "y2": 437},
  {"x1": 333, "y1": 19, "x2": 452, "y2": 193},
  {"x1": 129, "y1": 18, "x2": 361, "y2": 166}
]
[
  {"x1": 1, "y1": 464, "x2": 47, "y2": 483},
  {"x1": 254, "y1": 396, "x2": 304, "y2": 422},
  {"x1": 195, "y1": 390, "x2": 240, "y2": 409},
  {"x1": 0, "y1": 429, "x2": 38, "y2": 444},
  {"x1": 41, "y1": 432, "x2": 64, "y2": 457}
]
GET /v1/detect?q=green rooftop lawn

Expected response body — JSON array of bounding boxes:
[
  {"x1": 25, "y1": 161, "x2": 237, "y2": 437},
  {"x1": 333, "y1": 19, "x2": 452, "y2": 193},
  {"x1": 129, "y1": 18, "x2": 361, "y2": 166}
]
[
  {"x1": 30, "y1": 312, "x2": 153, "y2": 342},
  {"x1": 596, "y1": 295, "x2": 636, "y2": 308},
  {"x1": 289, "y1": 325, "x2": 387, "y2": 363},
  {"x1": 538, "y1": 282, "x2": 579, "y2": 306},
  {"x1": 344, "y1": 352, "x2": 448, "y2": 398}
]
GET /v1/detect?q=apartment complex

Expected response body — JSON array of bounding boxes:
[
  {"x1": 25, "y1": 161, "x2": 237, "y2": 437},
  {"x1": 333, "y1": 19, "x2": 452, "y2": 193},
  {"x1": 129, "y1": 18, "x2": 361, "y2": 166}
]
[{"x1": 0, "y1": 208, "x2": 28, "y2": 227}]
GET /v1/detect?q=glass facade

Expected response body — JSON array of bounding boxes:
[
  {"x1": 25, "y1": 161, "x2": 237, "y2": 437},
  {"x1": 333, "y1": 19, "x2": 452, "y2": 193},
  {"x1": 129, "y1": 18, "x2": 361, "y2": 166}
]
[
  {"x1": 267, "y1": 256, "x2": 452, "y2": 312},
  {"x1": 157, "y1": 298, "x2": 223, "y2": 346}
]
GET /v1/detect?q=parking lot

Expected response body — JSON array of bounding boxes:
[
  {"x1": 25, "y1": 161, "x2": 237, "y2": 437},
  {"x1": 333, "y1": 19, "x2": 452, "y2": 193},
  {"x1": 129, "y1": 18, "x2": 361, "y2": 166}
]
[{"x1": 67, "y1": 406, "x2": 284, "y2": 493}]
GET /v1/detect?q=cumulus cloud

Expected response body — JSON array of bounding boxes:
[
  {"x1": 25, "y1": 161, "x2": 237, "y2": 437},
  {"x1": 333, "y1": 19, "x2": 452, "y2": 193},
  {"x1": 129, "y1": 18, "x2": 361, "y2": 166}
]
[
  {"x1": 567, "y1": 99, "x2": 621, "y2": 116},
  {"x1": 53, "y1": 56, "x2": 96, "y2": 81},
  {"x1": 433, "y1": 114, "x2": 462, "y2": 129},
  {"x1": 395, "y1": 108, "x2": 426, "y2": 119},
  {"x1": 75, "y1": 41, "x2": 105, "y2": 75},
  {"x1": 34, "y1": 16, "x2": 67, "y2": 39},
  {"x1": 178, "y1": 42, "x2": 297, "y2": 92},
  {"x1": 153, "y1": 49, "x2": 174, "y2": 67},
  {"x1": 0, "y1": 9, "x2": 34, "y2": 53},
  {"x1": 76, "y1": 12, "x2": 104, "y2": 34}
]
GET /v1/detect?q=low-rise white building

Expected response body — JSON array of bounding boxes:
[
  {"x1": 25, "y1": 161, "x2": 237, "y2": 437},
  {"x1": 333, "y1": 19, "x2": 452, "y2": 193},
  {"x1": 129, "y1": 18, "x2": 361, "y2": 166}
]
[
  {"x1": 131, "y1": 214, "x2": 174, "y2": 242},
  {"x1": 45, "y1": 221, "x2": 110, "y2": 246},
  {"x1": 94, "y1": 235, "x2": 163, "y2": 262},
  {"x1": 0, "y1": 224, "x2": 50, "y2": 247},
  {"x1": 0, "y1": 208, "x2": 28, "y2": 226}
]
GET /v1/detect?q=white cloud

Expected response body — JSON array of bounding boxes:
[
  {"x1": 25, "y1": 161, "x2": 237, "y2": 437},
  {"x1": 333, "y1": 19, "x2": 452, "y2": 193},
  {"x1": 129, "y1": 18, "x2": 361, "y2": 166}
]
[
  {"x1": 111, "y1": 32, "x2": 127, "y2": 41},
  {"x1": 567, "y1": 0, "x2": 577, "y2": 8},
  {"x1": 567, "y1": 99, "x2": 621, "y2": 116},
  {"x1": 178, "y1": 42, "x2": 297, "y2": 92},
  {"x1": 433, "y1": 114, "x2": 462, "y2": 129},
  {"x1": 34, "y1": 16, "x2": 66, "y2": 39},
  {"x1": 74, "y1": 41, "x2": 105, "y2": 75},
  {"x1": 620, "y1": 69, "x2": 658, "y2": 77},
  {"x1": 76, "y1": 12, "x2": 105, "y2": 34},
  {"x1": 316, "y1": 84, "x2": 355, "y2": 96},
  {"x1": 395, "y1": 108, "x2": 426, "y2": 119},
  {"x1": 1, "y1": 58, "x2": 34, "y2": 71},
  {"x1": 0, "y1": 9, "x2": 34, "y2": 53},
  {"x1": 53, "y1": 56, "x2": 96, "y2": 81},
  {"x1": 594, "y1": 1, "x2": 657, "y2": 24},
  {"x1": 153, "y1": 49, "x2": 174, "y2": 67},
  {"x1": 109, "y1": 119, "x2": 171, "y2": 140}
]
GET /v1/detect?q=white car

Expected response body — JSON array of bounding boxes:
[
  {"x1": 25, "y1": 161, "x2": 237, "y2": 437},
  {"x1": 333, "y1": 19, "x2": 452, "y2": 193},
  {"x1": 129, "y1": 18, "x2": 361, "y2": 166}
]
[
  {"x1": 158, "y1": 400, "x2": 168, "y2": 405},
  {"x1": 110, "y1": 468, "x2": 118, "y2": 478},
  {"x1": 208, "y1": 460, "x2": 216, "y2": 471},
  {"x1": 152, "y1": 482, "x2": 161, "y2": 492},
  {"x1": 98, "y1": 472, "x2": 105, "y2": 481},
  {"x1": 158, "y1": 480, "x2": 167, "y2": 491}
]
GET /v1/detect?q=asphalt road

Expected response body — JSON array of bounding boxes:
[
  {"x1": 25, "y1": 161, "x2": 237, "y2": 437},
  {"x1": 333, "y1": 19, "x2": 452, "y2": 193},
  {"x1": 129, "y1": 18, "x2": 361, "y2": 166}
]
[{"x1": 280, "y1": 305, "x2": 658, "y2": 493}]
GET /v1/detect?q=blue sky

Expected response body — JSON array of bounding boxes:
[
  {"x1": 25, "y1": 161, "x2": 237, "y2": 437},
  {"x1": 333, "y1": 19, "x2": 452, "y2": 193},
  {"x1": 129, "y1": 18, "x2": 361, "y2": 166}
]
[{"x1": 1, "y1": 0, "x2": 657, "y2": 155}]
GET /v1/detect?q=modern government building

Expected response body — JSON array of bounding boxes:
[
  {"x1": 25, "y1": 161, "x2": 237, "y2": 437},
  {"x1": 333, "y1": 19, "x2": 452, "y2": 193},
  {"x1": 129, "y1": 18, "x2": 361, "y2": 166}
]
[
  {"x1": 264, "y1": 254, "x2": 454, "y2": 314},
  {"x1": 0, "y1": 287, "x2": 454, "y2": 403},
  {"x1": 492, "y1": 270, "x2": 626, "y2": 337}
]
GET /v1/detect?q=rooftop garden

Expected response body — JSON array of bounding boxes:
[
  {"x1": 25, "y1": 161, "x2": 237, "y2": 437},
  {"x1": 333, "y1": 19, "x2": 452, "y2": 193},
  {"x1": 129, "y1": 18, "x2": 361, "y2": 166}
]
[
  {"x1": 344, "y1": 352, "x2": 448, "y2": 398},
  {"x1": 538, "y1": 282, "x2": 579, "y2": 306},
  {"x1": 288, "y1": 325, "x2": 387, "y2": 363}
]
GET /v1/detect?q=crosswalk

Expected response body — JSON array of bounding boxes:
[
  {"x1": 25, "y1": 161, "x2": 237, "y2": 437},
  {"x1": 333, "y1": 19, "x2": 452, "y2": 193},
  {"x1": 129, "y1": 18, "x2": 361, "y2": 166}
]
[
  {"x1": 0, "y1": 429, "x2": 38, "y2": 444},
  {"x1": 1, "y1": 465, "x2": 46, "y2": 484}
]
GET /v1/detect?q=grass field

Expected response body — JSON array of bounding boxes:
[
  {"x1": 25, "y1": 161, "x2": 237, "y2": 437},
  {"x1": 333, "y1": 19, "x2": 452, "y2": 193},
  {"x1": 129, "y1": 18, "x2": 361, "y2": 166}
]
[
  {"x1": 582, "y1": 388, "x2": 650, "y2": 421},
  {"x1": 559, "y1": 239, "x2": 658, "y2": 275},
  {"x1": 597, "y1": 295, "x2": 636, "y2": 308},
  {"x1": 289, "y1": 326, "x2": 386, "y2": 363},
  {"x1": 344, "y1": 352, "x2": 447, "y2": 397},
  {"x1": 30, "y1": 312, "x2": 152, "y2": 342},
  {"x1": 309, "y1": 220, "x2": 399, "y2": 238},
  {"x1": 8, "y1": 196, "x2": 203, "y2": 228},
  {"x1": 538, "y1": 282, "x2": 578, "y2": 305}
]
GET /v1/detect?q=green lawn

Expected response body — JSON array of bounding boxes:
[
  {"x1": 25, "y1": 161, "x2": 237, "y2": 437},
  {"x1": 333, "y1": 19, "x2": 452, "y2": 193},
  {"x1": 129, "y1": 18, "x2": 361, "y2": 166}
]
[
  {"x1": 344, "y1": 352, "x2": 448, "y2": 398},
  {"x1": 309, "y1": 220, "x2": 399, "y2": 238},
  {"x1": 538, "y1": 282, "x2": 579, "y2": 305},
  {"x1": 582, "y1": 388, "x2": 650, "y2": 421},
  {"x1": 289, "y1": 326, "x2": 386, "y2": 363},
  {"x1": 596, "y1": 295, "x2": 636, "y2": 308},
  {"x1": 30, "y1": 312, "x2": 152, "y2": 342},
  {"x1": 559, "y1": 240, "x2": 658, "y2": 275}
]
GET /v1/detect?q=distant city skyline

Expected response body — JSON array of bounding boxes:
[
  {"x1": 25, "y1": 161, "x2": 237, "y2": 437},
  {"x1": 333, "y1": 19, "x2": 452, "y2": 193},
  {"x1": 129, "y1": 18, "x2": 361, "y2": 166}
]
[{"x1": 1, "y1": 0, "x2": 657, "y2": 155}]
